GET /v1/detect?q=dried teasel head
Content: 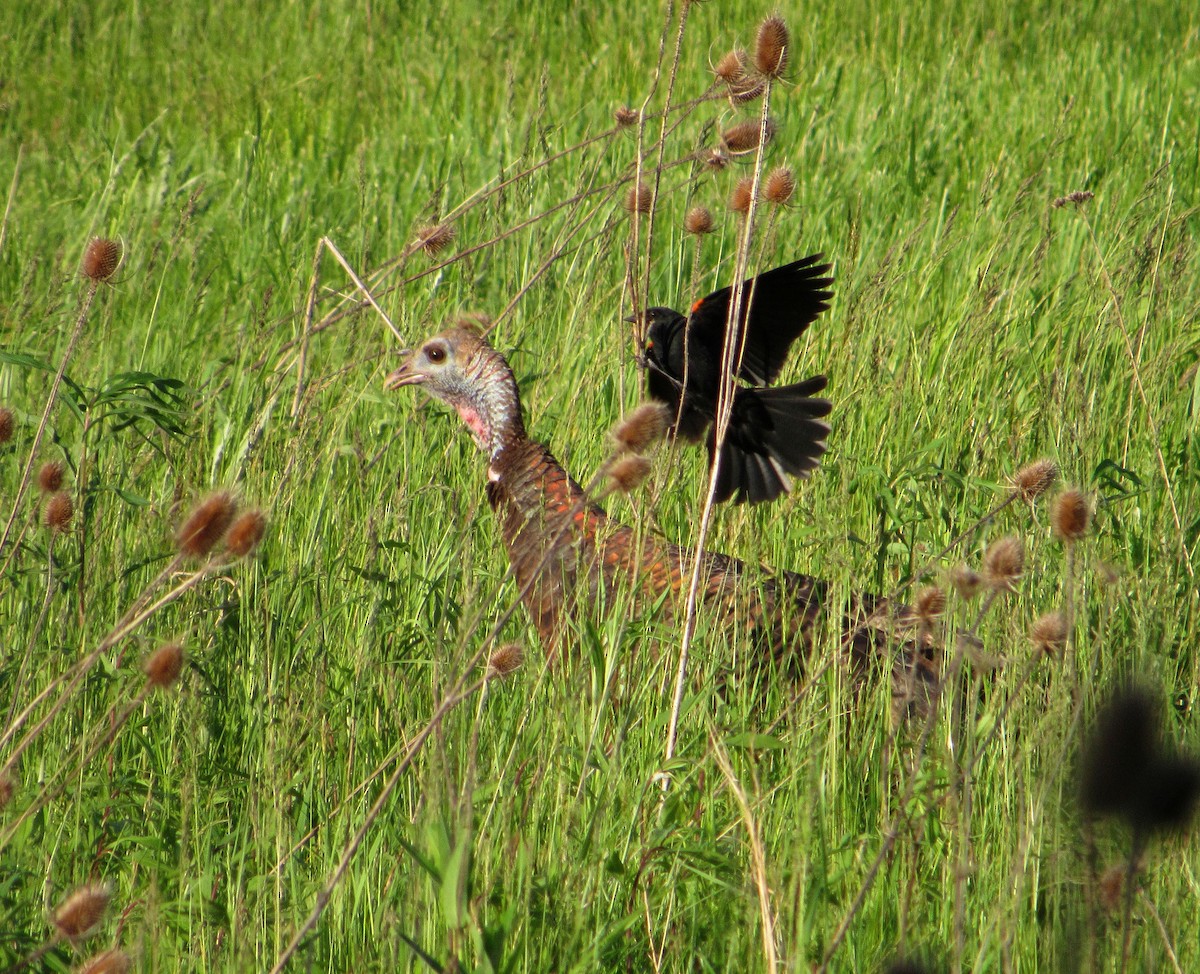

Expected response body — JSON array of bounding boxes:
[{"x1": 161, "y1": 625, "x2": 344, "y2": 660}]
[
  {"x1": 949, "y1": 564, "x2": 983, "y2": 600},
  {"x1": 38, "y1": 460, "x2": 65, "y2": 493},
  {"x1": 614, "y1": 106, "x2": 639, "y2": 127},
  {"x1": 915, "y1": 586, "x2": 946, "y2": 623},
  {"x1": 705, "y1": 148, "x2": 730, "y2": 172},
  {"x1": 176, "y1": 491, "x2": 237, "y2": 558},
  {"x1": 763, "y1": 166, "x2": 796, "y2": 205},
  {"x1": 0, "y1": 406, "x2": 14, "y2": 445},
  {"x1": 1011, "y1": 458, "x2": 1058, "y2": 502},
  {"x1": 624, "y1": 183, "x2": 653, "y2": 215},
  {"x1": 0, "y1": 772, "x2": 14, "y2": 810},
  {"x1": 753, "y1": 14, "x2": 790, "y2": 78},
  {"x1": 1051, "y1": 489, "x2": 1090, "y2": 542},
  {"x1": 225, "y1": 509, "x2": 266, "y2": 557},
  {"x1": 1029, "y1": 611, "x2": 1068, "y2": 658},
  {"x1": 983, "y1": 535, "x2": 1024, "y2": 591},
  {"x1": 82, "y1": 238, "x2": 122, "y2": 282},
  {"x1": 144, "y1": 643, "x2": 185, "y2": 690},
  {"x1": 714, "y1": 49, "x2": 747, "y2": 84},
  {"x1": 684, "y1": 206, "x2": 715, "y2": 235},
  {"x1": 44, "y1": 492, "x2": 74, "y2": 533},
  {"x1": 610, "y1": 403, "x2": 670, "y2": 455},
  {"x1": 77, "y1": 948, "x2": 133, "y2": 974},
  {"x1": 53, "y1": 883, "x2": 111, "y2": 941},
  {"x1": 729, "y1": 177, "x2": 755, "y2": 214},
  {"x1": 486, "y1": 643, "x2": 524, "y2": 681},
  {"x1": 415, "y1": 222, "x2": 456, "y2": 256},
  {"x1": 720, "y1": 118, "x2": 775, "y2": 155},
  {"x1": 607, "y1": 455, "x2": 653, "y2": 494},
  {"x1": 728, "y1": 76, "x2": 766, "y2": 105}
]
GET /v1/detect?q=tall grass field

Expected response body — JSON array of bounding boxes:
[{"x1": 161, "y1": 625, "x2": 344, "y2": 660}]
[{"x1": 2, "y1": 0, "x2": 1198, "y2": 970}]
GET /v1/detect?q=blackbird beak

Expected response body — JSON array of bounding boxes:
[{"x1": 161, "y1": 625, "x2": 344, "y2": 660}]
[
  {"x1": 384, "y1": 353, "x2": 424, "y2": 390},
  {"x1": 623, "y1": 311, "x2": 641, "y2": 324}
]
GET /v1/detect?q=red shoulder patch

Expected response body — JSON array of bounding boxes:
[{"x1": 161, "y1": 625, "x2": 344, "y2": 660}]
[{"x1": 691, "y1": 297, "x2": 705, "y2": 313}]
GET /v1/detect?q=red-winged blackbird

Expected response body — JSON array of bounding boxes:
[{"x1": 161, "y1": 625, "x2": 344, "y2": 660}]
[{"x1": 630, "y1": 254, "x2": 834, "y2": 504}]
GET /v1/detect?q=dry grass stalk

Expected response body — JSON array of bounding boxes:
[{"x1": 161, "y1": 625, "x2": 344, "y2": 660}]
[
  {"x1": 1052, "y1": 190, "x2": 1095, "y2": 208},
  {"x1": 176, "y1": 492, "x2": 237, "y2": 557}
]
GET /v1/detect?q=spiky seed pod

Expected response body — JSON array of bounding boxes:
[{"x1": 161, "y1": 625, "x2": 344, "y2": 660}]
[
  {"x1": 1051, "y1": 489, "x2": 1090, "y2": 542},
  {"x1": 705, "y1": 148, "x2": 730, "y2": 171},
  {"x1": 610, "y1": 403, "x2": 671, "y2": 455},
  {"x1": 415, "y1": 222, "x2": 456, "y2": 256},
  {"x1": 714, "y1": 49, "x2": 747, "y2": 83},
  {"x1": 176, "y1": 492, "x2": 237, "y2": 558},
  {"x1": 0, "y1": 406, "x2": 13, "y2": 445},
  {"x1": 0, "y1": 772, "x2": 14, "y2": 810},
  {"x1": 754, "y1": 15, "x2": 790, "y2": 78},
  {"x1": 915, "y1": 586, "x2": 946, "y2": 622},
  {"x1": 487, "y1": 643, "x2": 524, "y2": 680},
  {"x1": 225, "y1": 510, "x2": 266, "y2": 557},
  {"x1": 764, "y1": 166, "x2": 796, "y2": 205},
  {"x1": 614, "y1": 106, "x2": 639, "y2": 127},
  {"x1": 144, "y1": 643, "x2": 185, "y2": 690},
  {"x1": 983, "y1": 535, "x2": 1024, "y2": 591},
  {"x1": 949, "y1": 564, "x2": 983, "y2": 600},
  {"x1": 684, "y1": 206, "x2": 715, "y2": 235},
  {"x1": 1011, "y1": 458, "x2": 1058, "y2": 502},
  {"x1": 729, "y1": 77, "x2": 767, "y2": 104},
  {"x1": 721, "y1": 118, "x2": 775, "y2": 155},
  {"x1": 729, "y1": 177, "x2": 755, "y2": 214},
  {"x1": 38, "y1": 460, "x2": 65, "y2": 493},
  {"x1": 82, "y1": 238, "x2": 122, "y2": 282},
  {"x1": 624, "y1": 183, "x2": 652, "y2": 215},
  {"x1": 53, "y1": 883, "x2": 111, "y2": 941},
  {"x1": 78, "y1": 948, "x2": 132, "y2": 974},
  {"x1": 1029, "y1": 611, "x2": 1068, "y2": 658},
  {"x1": 608, "y1": 455, "x2": 653, "y2": 494},
  {"x1": 44, "y1": 492, "x2": 74, "y2": 533}
]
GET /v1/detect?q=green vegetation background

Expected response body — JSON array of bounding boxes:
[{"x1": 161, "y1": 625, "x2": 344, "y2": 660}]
[{"x1": 1, "y1": 0, "x2": 1197, "y2": 970}]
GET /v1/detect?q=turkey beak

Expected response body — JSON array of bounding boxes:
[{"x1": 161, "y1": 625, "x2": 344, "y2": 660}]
[{"x1": 384, "y1": 352, "x2": 425, "y2": 390}]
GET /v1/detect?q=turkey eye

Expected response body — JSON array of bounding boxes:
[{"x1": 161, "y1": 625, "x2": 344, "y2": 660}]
[{"x1": 426, "y1": 345, "x2": 446, "y2": 363}]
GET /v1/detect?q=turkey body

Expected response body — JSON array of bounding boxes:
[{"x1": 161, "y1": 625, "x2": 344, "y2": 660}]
[{"x1": 387, "y1": 325, "x2": 932, "y2": 705}]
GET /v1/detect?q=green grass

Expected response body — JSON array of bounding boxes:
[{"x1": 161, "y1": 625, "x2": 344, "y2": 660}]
[{"x1": 2, "y1": 0, "x2": 1198, "y2": 970}]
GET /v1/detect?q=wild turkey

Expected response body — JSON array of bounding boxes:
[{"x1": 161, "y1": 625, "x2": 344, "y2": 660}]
[{"x1": 386, "y1": 325, "x2": 934, "y2": 711}]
